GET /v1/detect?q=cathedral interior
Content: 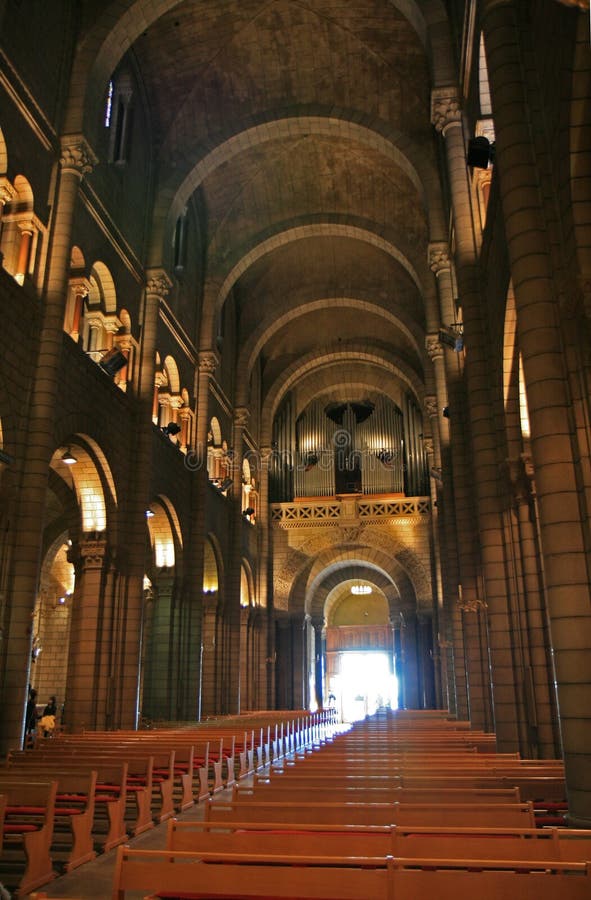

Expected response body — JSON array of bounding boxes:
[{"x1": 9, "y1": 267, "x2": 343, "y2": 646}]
[{"x1": 1, "y1": 0, "x2": 591, "y2": 836}]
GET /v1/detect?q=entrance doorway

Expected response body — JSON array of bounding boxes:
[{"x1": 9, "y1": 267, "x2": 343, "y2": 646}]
[{"x1": 330, "y1": 651, "x2": 398, "y2": 722}]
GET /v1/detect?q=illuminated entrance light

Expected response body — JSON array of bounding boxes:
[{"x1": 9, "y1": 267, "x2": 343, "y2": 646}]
[
  {"x1": 351, "y1": 584, "x2": 372, "y2": 595},
  {"x1": 330, "y1": 651, "x2": 398, "y2": 722}
]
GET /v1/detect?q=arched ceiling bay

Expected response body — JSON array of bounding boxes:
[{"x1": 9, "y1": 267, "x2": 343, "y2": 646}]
[{"x1": 84, "y1": 0, "x2": 441, "y2": 408}]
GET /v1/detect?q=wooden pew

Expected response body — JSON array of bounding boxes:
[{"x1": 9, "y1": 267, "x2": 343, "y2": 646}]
[
  {"x1": 205, "y1": 798, "x2": 537, "y2": 828},
  {"x1": 9, "y1": 748, "x2": 157, "y2": 834},
  {"x1": 0, "y1": 780, "x2": 57, "y2": 897},
  {"x1": 0, "y1": 769, "x2": 96, "y2": 874},
  {"x1": 111, "y1": 846, "x2": 392, "y2": 900},
  {"x1": 5, "y1": 759, "x2": 130, "y2": 851},
  {"x1": 235, "y1": 782, "x2": 522, "y2": 804},
  {"x1": 166, "y1": 818, "x2": 591, "y2": 863},
  {"x1": 389, "y1": 858, "x2": 591, "y2": 900},
  {"x1": 111, "y1": 846, "x2": 591, "y2": 900}
]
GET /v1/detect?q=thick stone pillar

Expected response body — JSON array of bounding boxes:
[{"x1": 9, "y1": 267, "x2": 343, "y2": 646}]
[
  {"x1": 1, "y1": 136, "x2": 96, "y2": 756},
  {"x1": 483, "y1": 0, "x2": 591, "y2": 823},
  {"x1": 433, "y1": 89, "x2": 521, "y2": 738},
  {"x1": 221, "y1": 406, "x2": 249, "y2": 713},
  {"x1": 190, "y1": 351, "x2": 219, "y2": 717},
  {"x1": 312, "y1": 617, "x2": 325, "y2": 708},
  {"x1": 258, "y1": 445, "x2": 274, "y2": 709},
  {"x1": 142, "y1": 570, "x2": 176, "y2": 720},
  {"x1": 65, "y1": 535, "x2": 108, "y2": 731},
  {"x1": 506, "y1": 454, "x2": 561, "y2": 758},
  {"x1": 121, "y1": 269, "x2": 172, "y2": 730}
]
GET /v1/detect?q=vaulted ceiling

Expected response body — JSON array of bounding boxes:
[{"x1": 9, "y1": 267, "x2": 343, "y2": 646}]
[{"x1": 80, "y1": 0, "x2": 447, "y2": 421}]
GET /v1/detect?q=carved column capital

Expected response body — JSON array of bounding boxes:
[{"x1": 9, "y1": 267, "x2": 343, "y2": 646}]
[
  {"x1": 145, "y1": 268, "x2": 172, "y2": 299},
  {"x1": 425, "y1": 333, "x2": 443, "y2": 361},
  {"x1": 428, "y1": 241, "x2": 451, "y2": 275},
  {"x1": 69, "y1": 276, "x2": 91, "y2": 299},
  {"x1": 423, "y1": 437, "x2": 434, "y2": 457},
  {"x1": 198, "y1": 350, "x2": 219, "y2": 376},
  {"x1": 79, "y1": 535, "x2": 107, "y2": 571},
  {"x1": 0, "y1": 177, "x2": 17, "y2": 206},
  {"x1": 60, "y1": 134, "x2": 98, "y2": 178},
  {"x1": 423, "y1": 395, "x2": 438, "y2": 419},
  {"x1": 234, "y1": 407, "x2": 250, "y2": 429},
  {"x1": 431, "y1": 87, "x2": 462, "y2": 135}
]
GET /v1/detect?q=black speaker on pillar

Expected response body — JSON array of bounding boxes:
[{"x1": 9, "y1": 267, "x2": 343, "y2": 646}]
[
  {"x1": 466, "y1": 136, "x2": 495, "y2": 169},
  {"x1": 99, "y1": 347, "x2": 127, "y2": 376}
]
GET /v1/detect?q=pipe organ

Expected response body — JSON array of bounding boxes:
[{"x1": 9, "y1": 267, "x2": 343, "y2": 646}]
[{"x1": 270, "y1": 392, "x2": 428, "y2": 501}]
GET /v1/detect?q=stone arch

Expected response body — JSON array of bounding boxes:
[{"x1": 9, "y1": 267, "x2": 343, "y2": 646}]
[
  {"x1": 51, "y1": 438, "x2": 112, "y2": 534},
  {"x1": 261, "y1": 345, "x2": 426, "y2": 445},
  {"x1": 273, "y1": 528, "x2": 428, "y2": 616},
  {"x1": 0, "y1": 126, "x2": 7, "y2": 174},
  {"x1": 146, "y1": 496, "x2": 178, "y2": 570},
  {"x1": 203, "y1": 534, "x2": 221, "y2": 594},
  {"x1": 240, "y1": 559, "x2": 255, "y2": 608},
  {"x1": 65, "y1": 0, "x2": 428, "y2": 143},
  {"x1": 163, "y1": 355, "x2": 181, "y2": 394},
  {"x1": 215, "y1": 224, "x2": 422, "y2": 314},
  {"x1": 89, "y1": 261, "x2": 117, "y2": 313},
  {"x1": 236, "y1": 296, "x2": 425, "y2": 401}
]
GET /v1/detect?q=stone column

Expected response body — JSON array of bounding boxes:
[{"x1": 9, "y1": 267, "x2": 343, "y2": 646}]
[
  {"x1": 14, "y1": 218, "x2": 34, "y2": 284},
  {"x1": 257, "y1": 445, "x2": 274, "y2": 708},
  {"x1": 68, "y1": 276, "x2": 91, "y2": 343},
  {"x1": 200, "y1": 592, "x2": 220, "y2": 718},
  {"x1": 65, "y1": 535, "x2": 108, "y2": 731},
  {"x1": 483, "y1": 0, "x2": 591, "y2": 822},
  {"x1": 142, "y1": 570, "x2": 175, "y2": 720},
  {"x1": 506, "y1": 454, "x2": 561, "y2": 758},
  {"x1": 312, "y1": 616, "x2": 325, "y2": 708},
  {"x1": 120, "y1": 269, "x2": 172, "y2": 730},
  {"x1": 433, "y1": 88, "x2": 520, "y2": 738},
  {"x1": 1, "y1": 136, "x2": 96, "y2": 756},
  {"x1": 185, "y1": 351, "x2": 218, "y2": 717},
  {"x1": 221, "y1": 406, "x2": 250, "y2": 713}
]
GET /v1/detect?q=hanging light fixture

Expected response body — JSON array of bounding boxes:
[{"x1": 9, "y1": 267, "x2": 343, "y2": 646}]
[{"x1": 61, "y1": 447, "x2": 77, "y2": 465}]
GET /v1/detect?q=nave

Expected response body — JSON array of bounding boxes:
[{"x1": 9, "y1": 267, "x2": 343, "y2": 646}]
[{"x1": 2, "y1": 709, "x2": 590, "y2": 899}]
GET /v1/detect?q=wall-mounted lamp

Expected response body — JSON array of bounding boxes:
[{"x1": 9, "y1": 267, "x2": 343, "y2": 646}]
[
  {"x1": 145, "y1": 508, "x2": 155, "y2": 518},
  {"x1": 99, "y1": 347, "x2": 127, "y2": 376},
  {"x1": 442, "y1": 407, "x2": 450, "y2": 419},
  {"x1": 161, "y1": 422, "x2": 181, "y2": 437},
  {"x1": 61, "y1": 447, "x2": 78, "y2": 465},
  {"x1": 467, "y1": 136, "x2": 495, "y2": 169}
]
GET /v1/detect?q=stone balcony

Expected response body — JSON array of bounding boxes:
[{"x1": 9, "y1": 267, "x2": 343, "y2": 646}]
[{"x1": 270, "y1": 495, "x2": 431, "y2": 528}]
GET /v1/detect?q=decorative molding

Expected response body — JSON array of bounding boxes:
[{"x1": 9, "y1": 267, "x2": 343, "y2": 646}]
[
  {"x1": 431, "y1": 87, "x2": 462, "y2": 135},
  {"x1": 271, "y1": 496, "x2": 430, "y2": 527}
]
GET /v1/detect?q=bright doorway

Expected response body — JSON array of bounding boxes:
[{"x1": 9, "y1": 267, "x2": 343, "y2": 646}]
[{"x1": 331, "y1": 651, "x2": 398, "y2": 722}]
